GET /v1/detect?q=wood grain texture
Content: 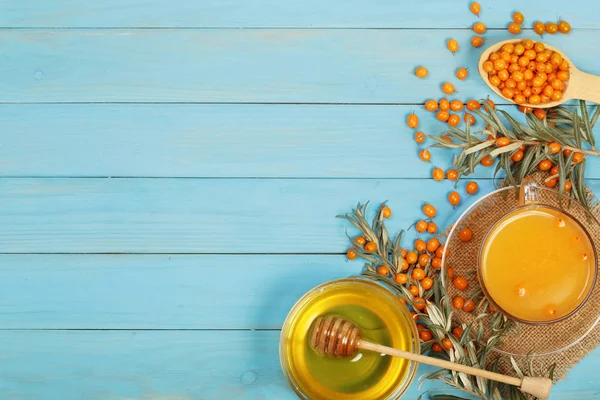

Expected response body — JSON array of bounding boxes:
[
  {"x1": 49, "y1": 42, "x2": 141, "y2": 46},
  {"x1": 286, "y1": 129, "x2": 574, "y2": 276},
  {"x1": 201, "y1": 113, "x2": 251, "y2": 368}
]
[
  {"x1": 1, "y1": 0, "x2": 599, "y2": 29},
  {"x1": 2, "y1": 29, "x2": 599, "y2": 103},
  {"x1": 0, "y1": 178, "x2": 502, "y2": 253},
  {"x1": 0, "y1": 254, "x2": 355, "y2": 329},
  {"x1": 10, "y1": 104, "x2": 598, "y2": 179},
  {"x1": 0, "y1": 330, "x2": 597, "y2": 400}
]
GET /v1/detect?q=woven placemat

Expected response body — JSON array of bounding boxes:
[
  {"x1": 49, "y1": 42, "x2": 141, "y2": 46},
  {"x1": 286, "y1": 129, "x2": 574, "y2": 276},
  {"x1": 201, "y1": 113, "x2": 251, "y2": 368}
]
[{"x1": 441, "y1": 174, "x2": 600, "y2": 381}]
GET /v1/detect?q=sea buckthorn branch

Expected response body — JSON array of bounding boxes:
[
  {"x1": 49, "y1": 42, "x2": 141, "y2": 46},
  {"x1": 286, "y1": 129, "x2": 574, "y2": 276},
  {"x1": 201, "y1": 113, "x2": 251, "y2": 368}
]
[
  {"x1": 338, "y1": 202, "x2": 554, "y2": 399},
  {"x1": 431, "y1": 100, "x2": 600, "y2": 211}
]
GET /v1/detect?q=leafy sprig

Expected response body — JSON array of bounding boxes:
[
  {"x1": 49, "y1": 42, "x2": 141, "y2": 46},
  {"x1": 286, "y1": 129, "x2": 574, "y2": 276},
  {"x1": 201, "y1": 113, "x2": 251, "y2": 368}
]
[{"x1": 430, "y1": 100, "x2": 600, "y2": 211}]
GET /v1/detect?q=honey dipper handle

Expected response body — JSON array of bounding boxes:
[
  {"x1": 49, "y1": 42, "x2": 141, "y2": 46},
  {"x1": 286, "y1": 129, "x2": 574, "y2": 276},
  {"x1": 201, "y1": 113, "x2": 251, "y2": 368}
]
[
  {"x1": 570, "y1": 69, "x2": 600, "y2": 105},
  {"x1": 358, "y1": 340, "x2": 551, "y2": 399}
]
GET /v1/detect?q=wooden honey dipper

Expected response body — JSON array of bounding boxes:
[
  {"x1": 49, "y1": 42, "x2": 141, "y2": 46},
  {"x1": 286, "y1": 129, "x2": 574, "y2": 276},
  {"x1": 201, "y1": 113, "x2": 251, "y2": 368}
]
[{"x1": 310, "y1": 316, "x2": 552, "y2": 400}]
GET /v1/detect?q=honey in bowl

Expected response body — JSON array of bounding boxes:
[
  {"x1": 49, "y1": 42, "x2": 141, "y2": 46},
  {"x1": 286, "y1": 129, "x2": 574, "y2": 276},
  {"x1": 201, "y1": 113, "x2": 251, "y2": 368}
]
[
  {"x1": 480, "y1": 205, "x2": 596, "y2": 323},
  {"x1": 280, "y1": 278, "x2": 418, "y2": 400}
]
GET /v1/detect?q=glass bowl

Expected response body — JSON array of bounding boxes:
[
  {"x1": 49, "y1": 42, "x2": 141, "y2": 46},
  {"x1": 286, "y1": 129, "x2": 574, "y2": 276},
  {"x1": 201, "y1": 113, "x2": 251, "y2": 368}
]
[{"x1": 279, "y1": 277, "x2": 419, "y2": 400}]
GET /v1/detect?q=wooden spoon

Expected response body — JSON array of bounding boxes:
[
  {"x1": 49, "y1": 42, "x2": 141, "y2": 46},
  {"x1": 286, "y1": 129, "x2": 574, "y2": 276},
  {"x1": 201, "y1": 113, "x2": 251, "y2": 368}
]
[
  {"x1": 479, "y1": 39, "x2": 600, "y2": 108},
  {"x1": 310, "y1": 316, "x2": 552, "y2": 400}
]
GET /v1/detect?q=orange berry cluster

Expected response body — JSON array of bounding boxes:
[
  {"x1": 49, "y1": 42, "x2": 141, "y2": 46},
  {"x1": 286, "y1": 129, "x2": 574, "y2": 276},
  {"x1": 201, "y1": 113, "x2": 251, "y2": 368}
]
[
  {"x1": 533, "y1": 20, "x2": 571, "y2": 36},
  {"x1": 483, "y1": 39, "x2": 569, "y2": 105},
  {"x1": 450, "y1": 226, "x2": 477, "y2": 313},
  {"x1": 537, "y1": 150, "x2": 581, "y2": 190}
]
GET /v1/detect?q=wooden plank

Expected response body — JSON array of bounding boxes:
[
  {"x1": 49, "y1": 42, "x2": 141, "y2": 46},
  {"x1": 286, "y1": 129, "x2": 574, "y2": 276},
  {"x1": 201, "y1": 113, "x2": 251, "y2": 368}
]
[
  {"x1": 1, "y1": 0, "x2": 599, "y2": 29},
  {"x1": 0, "y1": 178, "x2": 503, "y2": 253},
  {"x1": 0, "y1": 254, "x2": 355, "y2": 329},
  {"x1": 2, "y1": 104, "x2": 599, "y2": 178},
  {"x1": 2, "y1": 29, "x2": 599, "y2": 103},
  {"x1": 0, "y1": 330, "x2": 596, "y2": 399}
]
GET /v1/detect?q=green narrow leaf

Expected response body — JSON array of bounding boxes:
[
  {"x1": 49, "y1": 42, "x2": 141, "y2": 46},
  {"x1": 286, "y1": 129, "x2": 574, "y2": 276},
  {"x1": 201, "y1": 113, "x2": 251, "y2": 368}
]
[
  {"x1": 573, "y1": 108, "x2": 582, "y2": 149},
  {"x1": 489, "y1": 141, "x2": 522, "y2": 158},
  {"x1": 547, "y1": 363, "x2": 557, "y2": 380},
  {"x1": 464, "y1": 140, "x2": 496, "y2": 155}
]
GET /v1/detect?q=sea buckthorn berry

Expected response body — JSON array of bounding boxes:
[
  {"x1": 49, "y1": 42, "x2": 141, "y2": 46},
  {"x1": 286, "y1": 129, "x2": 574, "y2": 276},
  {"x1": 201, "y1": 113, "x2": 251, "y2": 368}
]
[
  {"x1": 415, "y1": 66, "x2": 429, "y2": 78},
  {"x1": 406, "y1": 251, "x2": 418, "y2": 265},
  {"x1": 472, "y1": 22, "x2": 486, "y2": 34},
  {"x1": 511, "y1": 149, "x2": 524, "y2": 162},
  {"x1": 447, "y1": 39, "x2": 459, "y2": 54},
  {"x1": 415, "y1": 220, "x2": 428, "y2": 233},
  {"x1": 381, "y1": 205, "x2": 392, "y2": 218},
  {"x1": 412, "y1": 268, "x2": 426, "y2": 281},
  {"x1": 419, "y1": 149, "x2": 431, "y2": 162},
  {"x1": 437, "y1": 110, "x2": 450, "y2": 122},
  {"x1": 464, "y1": 113, "x2": 476, "y2": 126},
  {"x1": 523, "y1": 39, "x2": 534, "y2": 49},
  {"x1": 456, "y1": 68, "x2": 468, "y2": 80},
  {"x1": 408, "y1": 285, "x2": 419, "y2": 297},
  {"x1": 447, "y1": 114, "x2": 460, "y2": 127},
  {"x1": 365, "y1": 241, "x2": 378, "y2": 253},
  {"x1": 442, "y1": 82, "x2": 455, "y2": 95},
  {"x1": 418, "y1": 254, "x2": 430, "y2": 267},
  {"x1": 415, "y1": 131, "x2": 426, "y2": 144},
  {"x1": 377, "y1": 265, "x2": 390, "y2": 276},
  {"x1": 354, "y1": 236, "x2": 366, "y2": 246},
  {"x1": 534, "y1": 21, "x2": 545, "y2": 36},
  {"x1": 450, "y1": 99, "x2": 464, "y2": 111},
  {"x1": 564, "y1": 180, "x2": 572, "y2": 191},
  {"x1": 452, "y1": 296, "x2": 465, "y2": 310},
  {"x1": 452, "y1": 326, "x2": 464, "y2": 339},
  {"x1": 459, "y1": 227, "x2": 473, "y2": 242},
  {"x1": 497, "y1": 137, "x2": 511, "y2": 147},
  {"x1": 423, "y1": 204, "x2": 437, "y2": 218},
  {"x1": 421, "y1": 277, "x2": 434, "y2": 290},
  {"x1": 508, "y1": 22, "x2": 522, "y2": 35},
  {"x1": 466, "y1": 100, "x2": 480, "y2": 111},
  {"x1": 471, "y1": 36, "x2": 484, "y2": 47},
  {"x1": 470, "y1": 2, "x2": 480, "y2": 16},
  {"x1": 481, "y1": 155, "x2": 494, "y2": 166},
  {"x1": 558, "y1": 20, "x2": 571, "y2": 34},
  {"x1": 407, "y1": 113, "x2": 419, "y2": 128},
  {"x1": 466, "y1": 181, "x2": 478, "y2": 194},
  {"x1": 548, "y1": 142, "x2": 561, "y2": 154},
  {"x1": 545, "y1": 22, "x2": 558, "y2": 34},
  {"x1": 538, "y1": 159, "x2": 552, "y2": 171},
  {"x1": 413, "y1": 299, "x2": 428, "y2": 313},
  {"x1": 400, "y1": 258, "x2": 409, "y2": 271},
  {"x1": 415, "y1": 239, "x2": 426, "y2": 252},
  {"x1": 551, "y1": 165, "x2": 559, "y2": 176},
  {"x1": 427, "y1": 221, "x2": 437, "y2": 234},
  {"x1": 442, "y1": 338, "x2": 453, "y2": 350},
  {"x1": 519, "y1": 105, "x2": 533, "y2": 113},
  {"x1": 463, "y1": 299, "x2": 476, "y2": 312},
  {"x1": 448, "y1": 191, "x2": 461, "y2": 206},
  {"x1": 347, "y1": 248, "x2": 358, "y2": 260},
  {"x1": 425, "y1": 99, "x2": 438, "y2": 111},
  {"x1": 446, "y1": 169, "x2": 458, "y2": 181},
  {"x1": 419, "y1": 329, "x2": 433, "y2": 341},
  {"x1": 573, "y1": 152, "x2": 584, "y2": 164},
  {"x1": 432, "y1": 167, "x2": 445, "y2": 181},
  {"x1": 395, "y1": 273, "x2": 408, "y2": 285},
  {"x1": 432, "y1": 343, "x2": 443, "y2": 352},
  {"x1": 447, "y1": 266, "x2": 455, "y2": 279},
  {"x1": 431, "y1": 257, "x2": 442, "y2": 269},
  {"x1": 453, "y1": 276, "x2": 468, "y2": 290},
  {"x1": 427, "y1": 238, "x2": 440, "y2": 253},
  {"x1": 513, "y1": 12, "x2": 525, "y2": 24},
  {"x1": 545, "y1": 178, "x2": 557, "y2": 188},
  {"x1": 439, "y1": 98, "x2": 450, "y2": 111},
  {"x1": 483, "y1": 61, "x2": 494, "y2": 73}
]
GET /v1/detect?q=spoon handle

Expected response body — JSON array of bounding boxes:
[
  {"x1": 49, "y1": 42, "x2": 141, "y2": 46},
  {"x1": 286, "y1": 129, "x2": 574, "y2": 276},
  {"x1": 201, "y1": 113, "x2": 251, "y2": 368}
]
[
  {"x1": 357, "y1": 340, "x2": 552, "y2": 399},
  {"x1": 570, "y1": 69, "x2": 600, "y2": 104}
]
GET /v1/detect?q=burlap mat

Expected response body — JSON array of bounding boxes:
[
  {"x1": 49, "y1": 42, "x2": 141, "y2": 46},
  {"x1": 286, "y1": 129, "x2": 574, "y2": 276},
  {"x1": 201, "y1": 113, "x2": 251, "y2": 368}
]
[{"x1": 441, "y1": 174, "x2": 600, "y2": 382}]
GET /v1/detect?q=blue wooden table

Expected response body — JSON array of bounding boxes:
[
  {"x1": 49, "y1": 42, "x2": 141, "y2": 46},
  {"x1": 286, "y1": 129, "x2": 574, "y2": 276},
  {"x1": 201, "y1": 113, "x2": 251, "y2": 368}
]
[{"x1": 1, "y1": 1, "x2": 600, "y2": 399}]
